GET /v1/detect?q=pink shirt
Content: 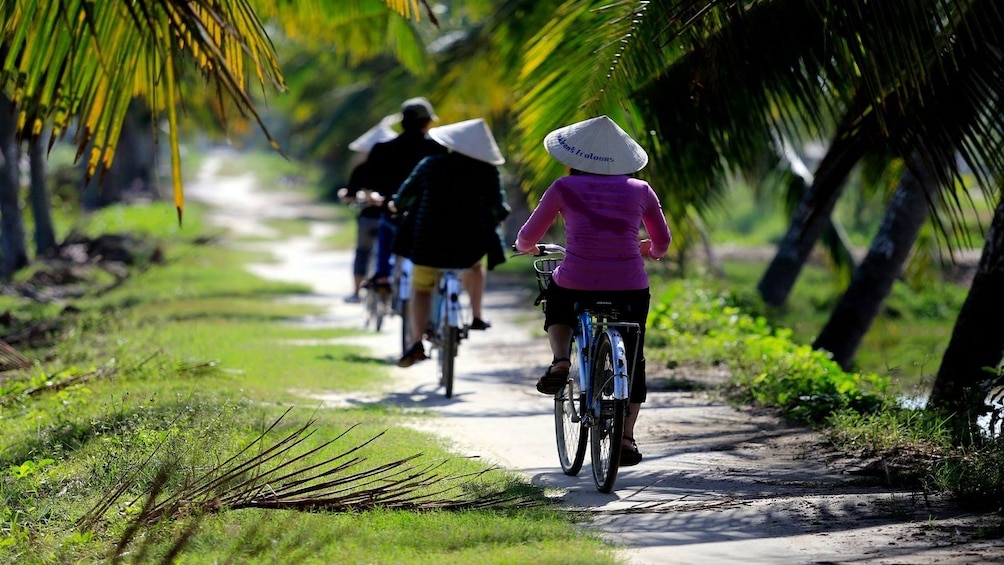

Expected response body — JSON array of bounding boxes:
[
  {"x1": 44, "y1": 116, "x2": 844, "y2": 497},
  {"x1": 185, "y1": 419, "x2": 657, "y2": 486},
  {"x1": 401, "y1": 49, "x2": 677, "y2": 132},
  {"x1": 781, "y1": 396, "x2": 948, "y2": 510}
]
[{"x1": 516, "y1": 174, "x2": 671, "y2": 290}]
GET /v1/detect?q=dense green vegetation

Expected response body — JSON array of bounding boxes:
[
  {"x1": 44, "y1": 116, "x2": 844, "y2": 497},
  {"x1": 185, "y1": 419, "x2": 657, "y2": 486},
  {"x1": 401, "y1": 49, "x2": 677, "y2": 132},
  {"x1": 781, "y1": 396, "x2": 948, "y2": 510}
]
[
  {"x1": 644, "y1": 273, "x2": 1003, "y2": 513},
  {"x1": 698, "y1": 182, "x2": 983, "y2": 394}
]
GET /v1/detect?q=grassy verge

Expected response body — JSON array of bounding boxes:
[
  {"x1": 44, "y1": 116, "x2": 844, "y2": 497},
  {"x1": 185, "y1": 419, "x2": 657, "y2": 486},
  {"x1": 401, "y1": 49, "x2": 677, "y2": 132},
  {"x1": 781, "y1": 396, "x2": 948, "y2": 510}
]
[
  {"x1": 646, "y1": 274, "x2": 1004, "y2": 515},
  {"x1": 0, "y1": 168, "x2": 615, "y2": 563}
]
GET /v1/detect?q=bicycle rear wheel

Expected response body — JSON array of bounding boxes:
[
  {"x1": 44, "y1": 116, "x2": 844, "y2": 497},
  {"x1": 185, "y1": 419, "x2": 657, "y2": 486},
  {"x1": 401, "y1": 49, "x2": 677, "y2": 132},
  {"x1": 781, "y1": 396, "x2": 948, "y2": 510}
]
[
  {"x1": 440, "y1": 326, "x2": 458, "y2": 398},
  {"x1": 590, "y1": 332, "x2": 626, "y2": 493},
  {"x1": 554, "y1": 336, "x2": 586, "y2": 475}
]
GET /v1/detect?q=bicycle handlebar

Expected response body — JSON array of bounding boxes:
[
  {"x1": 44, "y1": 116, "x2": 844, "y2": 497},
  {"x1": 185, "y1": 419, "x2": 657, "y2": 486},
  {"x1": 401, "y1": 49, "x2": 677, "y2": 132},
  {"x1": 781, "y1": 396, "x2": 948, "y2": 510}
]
[{"x1": 510, "y1": 243, "x2": 566, "y2": 257}]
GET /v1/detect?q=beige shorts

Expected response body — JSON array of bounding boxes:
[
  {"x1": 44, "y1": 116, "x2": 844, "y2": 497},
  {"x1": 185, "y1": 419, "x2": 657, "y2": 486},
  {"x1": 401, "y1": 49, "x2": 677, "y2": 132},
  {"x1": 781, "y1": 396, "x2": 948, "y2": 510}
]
[{"x1": 411, "y1": 261, "x2": 482, "y2": 291}]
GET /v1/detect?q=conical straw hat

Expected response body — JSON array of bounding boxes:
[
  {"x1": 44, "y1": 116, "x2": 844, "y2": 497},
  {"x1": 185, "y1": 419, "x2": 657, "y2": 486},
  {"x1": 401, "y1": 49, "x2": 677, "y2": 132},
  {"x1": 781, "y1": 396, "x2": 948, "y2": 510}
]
[
  {"x1": 428, "y1": 118, "x2": 505, "y2": 165},
  {"x1": 543, "y1": 115, "x2": 648, "y2": 175},
  {"x1": 348, "y1": 115, "x2": 400, "y2": 153}
]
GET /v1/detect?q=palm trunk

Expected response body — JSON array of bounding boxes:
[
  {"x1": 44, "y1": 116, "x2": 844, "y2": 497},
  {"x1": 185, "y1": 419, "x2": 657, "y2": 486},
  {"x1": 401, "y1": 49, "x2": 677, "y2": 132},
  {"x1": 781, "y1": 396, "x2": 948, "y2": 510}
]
[
  {"x1": 0, "y1": 93, "x2": 29, "y2": 278},
  {"x1": 82, "y1": 99, "x2": 157, "y2": 209},
  {"x1": 28, "y1": 134, "x2": 57, "y2": 256},
  {"x1": 812, "y1": 157, "x2": 934, "y2": 369},
  {"x1": 757, "y1": 129, "x2": 869, "y2": 306},
  {"x1": 928, "y1": 193, "x2": 1004, "y2": 440}
]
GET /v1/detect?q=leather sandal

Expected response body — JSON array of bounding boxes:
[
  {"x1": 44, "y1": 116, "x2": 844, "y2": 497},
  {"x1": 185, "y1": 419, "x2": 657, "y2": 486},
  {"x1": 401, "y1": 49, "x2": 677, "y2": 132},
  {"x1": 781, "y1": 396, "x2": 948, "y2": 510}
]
[
  {"x1": 536, "y1": 358, "x2": 570, "y2": 395},
  {"x1": 620, "y1": 436, "x2": 643, "y2": 467}
]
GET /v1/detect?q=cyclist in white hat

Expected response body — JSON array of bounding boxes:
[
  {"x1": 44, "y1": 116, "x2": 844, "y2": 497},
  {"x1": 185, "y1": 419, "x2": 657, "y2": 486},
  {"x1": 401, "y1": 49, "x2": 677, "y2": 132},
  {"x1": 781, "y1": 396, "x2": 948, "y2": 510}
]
[
  {"x1": 337, "y1": 115, "x2": 399, "y2": 303},
  {"x1": 515, "y1": 115, "x2": 672, "y2": 466},
  {"x1": 390, "y1": 118, "x2": 511, "y2": 367}
]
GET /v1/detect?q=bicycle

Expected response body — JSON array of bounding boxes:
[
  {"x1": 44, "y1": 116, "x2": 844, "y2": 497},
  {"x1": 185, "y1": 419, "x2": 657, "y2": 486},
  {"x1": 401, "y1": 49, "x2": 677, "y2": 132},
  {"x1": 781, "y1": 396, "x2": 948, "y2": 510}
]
[
  {"x1": 520, "y1": 243, "x2": 639, "y2": 493},
  {"x1": 426, "y1": 268, "x2": 471, "y2": 398},
  {"x1": 337, "y1": 187, "x2": 392, "y2": 331},
  {"x1": 364, "y1": 277, "x2": 393, "y2": 332},
  {"x1": 390, "y1": 254, "x2": 413, "y2": 357}
]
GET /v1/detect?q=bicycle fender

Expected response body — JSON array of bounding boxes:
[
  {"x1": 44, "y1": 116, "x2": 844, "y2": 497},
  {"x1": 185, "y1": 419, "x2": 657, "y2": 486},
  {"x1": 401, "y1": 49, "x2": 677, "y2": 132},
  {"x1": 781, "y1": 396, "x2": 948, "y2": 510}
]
[{"x1": 605, "y1": 329, "x2": 630, "y2": 400}]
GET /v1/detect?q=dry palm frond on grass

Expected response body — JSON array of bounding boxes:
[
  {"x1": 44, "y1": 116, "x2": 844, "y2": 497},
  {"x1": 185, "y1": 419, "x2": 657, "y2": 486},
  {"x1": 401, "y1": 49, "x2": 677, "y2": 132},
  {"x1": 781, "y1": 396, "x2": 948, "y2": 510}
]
[
  {"x1": 0, "y1": 352, "x2": 166, "y2": 405},
  {"x1": 0, "y1": 366, "x2": 116, "y2": 406},
  {"x1": 0, "y1": 339, "x2": 32, "y2": 372},
  {"x1": 79, "y1": 408, "x2": 538, "y2": 530}
]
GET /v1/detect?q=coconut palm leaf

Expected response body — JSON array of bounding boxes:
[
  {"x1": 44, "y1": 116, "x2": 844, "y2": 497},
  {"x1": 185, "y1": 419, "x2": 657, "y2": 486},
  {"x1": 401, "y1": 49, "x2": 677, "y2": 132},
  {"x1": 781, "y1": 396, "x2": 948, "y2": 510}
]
[
  {"x1": 512, "y1": 1, "x2": 655, "y2": 198},
  {"x1": 253, "y1": 0, "x2": 434, "y2": 75},
  {"x1": 795, "y1": 0, "x2": 1004, "y2": 247},
  {"x1": 0, "y1": 0, "x2": 285, "y2": 222},
  {"x1": 80, "y1": 411, "x2": 537, "y2": 533}
]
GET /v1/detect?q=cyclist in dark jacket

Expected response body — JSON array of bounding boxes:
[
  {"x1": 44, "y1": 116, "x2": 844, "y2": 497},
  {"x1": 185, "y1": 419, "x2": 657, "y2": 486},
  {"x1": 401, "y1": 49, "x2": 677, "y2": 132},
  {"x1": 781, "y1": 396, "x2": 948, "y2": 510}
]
[
  {"x1": 355, "y1": 97, "x2": 446, "y2": 288},
  {"x1": 391, "y1": 118, "x2": 510, "y2": 367}
]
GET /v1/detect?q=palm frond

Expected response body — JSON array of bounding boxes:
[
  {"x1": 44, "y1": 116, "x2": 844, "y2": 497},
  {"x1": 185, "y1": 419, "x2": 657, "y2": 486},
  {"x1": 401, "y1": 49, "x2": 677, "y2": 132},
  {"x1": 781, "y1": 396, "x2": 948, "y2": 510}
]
[
  {"x1": 0, "y1": 0, "x2": 285, "y2": 223},
  {"x1": 797, "y1": 0, "x2": 1004, "y2": 248},
  {"x1": 253, "y1": 0, "x2": 433, "y2": 74},
  {"x1": 514, "y1": 0, "x2": 654, "y2": 201},
  {"x1": 79, "y1": 410, "x2": 539, "y2": 532}
]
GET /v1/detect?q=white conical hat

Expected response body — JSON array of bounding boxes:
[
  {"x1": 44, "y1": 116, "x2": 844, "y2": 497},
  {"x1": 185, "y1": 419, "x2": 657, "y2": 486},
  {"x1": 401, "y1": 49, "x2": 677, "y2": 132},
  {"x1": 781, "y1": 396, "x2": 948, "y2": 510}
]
[
  {"x1": 348, "y1": 115, "x2": 400, "y2": 153},
  {"x1": 428, "y1": 118, "x2": 505, "y2": 165},
  {"x1": 543, "y1": 115, "x2": 648, "y2": 175}
]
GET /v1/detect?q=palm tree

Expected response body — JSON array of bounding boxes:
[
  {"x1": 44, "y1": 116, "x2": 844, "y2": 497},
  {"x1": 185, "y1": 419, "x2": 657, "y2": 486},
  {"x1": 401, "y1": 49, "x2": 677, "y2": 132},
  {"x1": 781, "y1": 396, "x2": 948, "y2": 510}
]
[
  {"x1": 27, "y1": 130, "x2": 57, "y2": 257},
  {"x1": 812, "y1": 156, "x2": 936, "y2": 370},
  {"x1": 1, "y1": 1, "x2": 444, "y2": 218},
  {"x1": 928, "y1": 192, "x2": 1004, "y2": 438}
]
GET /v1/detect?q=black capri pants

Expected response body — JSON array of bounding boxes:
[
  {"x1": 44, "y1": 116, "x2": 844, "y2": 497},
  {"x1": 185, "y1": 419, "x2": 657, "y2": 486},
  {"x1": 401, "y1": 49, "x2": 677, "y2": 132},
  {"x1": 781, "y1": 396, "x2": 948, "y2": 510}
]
[{"x1": 543, "y1": 282, "x2": 650, "y2": 404}]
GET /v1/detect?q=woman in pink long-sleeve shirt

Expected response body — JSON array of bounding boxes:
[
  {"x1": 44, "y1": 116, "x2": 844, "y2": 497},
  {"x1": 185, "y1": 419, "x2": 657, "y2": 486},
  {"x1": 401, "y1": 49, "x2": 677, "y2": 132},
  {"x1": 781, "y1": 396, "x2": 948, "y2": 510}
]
[{"x1": 515, "y1": 116, "x2": 671, "y2": 467}]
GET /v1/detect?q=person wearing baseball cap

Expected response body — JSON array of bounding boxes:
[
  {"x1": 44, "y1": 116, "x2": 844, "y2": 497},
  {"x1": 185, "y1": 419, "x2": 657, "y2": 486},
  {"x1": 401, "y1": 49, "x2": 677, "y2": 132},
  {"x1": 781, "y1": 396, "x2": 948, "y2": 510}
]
[
  {"x1": 514, "y1": 115, "x2": 672, "y2": 467},
  {"x1": 399, "y1": 96, "x2": 438, "y2": 122},
  {"x1": 354, "y1": 97, "x2": 447, "y2": 292}
]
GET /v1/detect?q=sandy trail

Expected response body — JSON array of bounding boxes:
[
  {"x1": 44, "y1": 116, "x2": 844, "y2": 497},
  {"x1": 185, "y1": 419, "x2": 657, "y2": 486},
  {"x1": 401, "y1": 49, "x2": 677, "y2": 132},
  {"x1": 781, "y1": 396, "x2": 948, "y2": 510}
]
[{"x1": 188, "y1": 151, "x2": 1000, "y2": 565}]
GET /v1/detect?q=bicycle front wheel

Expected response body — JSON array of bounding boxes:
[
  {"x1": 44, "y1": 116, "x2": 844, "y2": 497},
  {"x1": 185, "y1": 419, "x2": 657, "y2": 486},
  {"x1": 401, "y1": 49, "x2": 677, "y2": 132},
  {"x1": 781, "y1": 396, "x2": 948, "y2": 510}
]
[
  {"x1": 399, "y1": 299, "x2": 411, "y2": 357},
  {"x1": 590, "y1": 332, "x2": 626, "y2": 493},
  {"x1": 364, "y1": 290, "x2": 380, "y2": 331},
  {"x1": 440, "y1": 326, "x2": 458, "y2": 398},
  {"x1": 374, "y1": 292, "x2": 389, "y2": 332},
  {"x1": 554, "y1": 336, "x2": 586, "y2": 475}
]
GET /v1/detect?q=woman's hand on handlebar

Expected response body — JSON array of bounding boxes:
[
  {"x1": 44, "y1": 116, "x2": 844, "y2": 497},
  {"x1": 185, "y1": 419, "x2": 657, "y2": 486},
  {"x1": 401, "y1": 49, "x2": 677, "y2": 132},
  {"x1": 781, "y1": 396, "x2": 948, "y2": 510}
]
[{"x1": 511, "y1": 242, "x2": 565, "y2": 256}]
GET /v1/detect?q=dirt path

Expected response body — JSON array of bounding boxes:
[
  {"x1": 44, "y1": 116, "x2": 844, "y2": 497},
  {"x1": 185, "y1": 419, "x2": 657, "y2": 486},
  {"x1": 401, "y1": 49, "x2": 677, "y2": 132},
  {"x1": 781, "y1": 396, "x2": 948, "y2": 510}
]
[{"x1": 189, "y1": 151, "x2": 1000, "y2": 565}]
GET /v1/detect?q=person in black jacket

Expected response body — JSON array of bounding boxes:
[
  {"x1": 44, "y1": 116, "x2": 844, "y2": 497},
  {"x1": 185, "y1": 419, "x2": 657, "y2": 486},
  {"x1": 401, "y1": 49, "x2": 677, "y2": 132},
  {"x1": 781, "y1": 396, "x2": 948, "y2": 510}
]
[
  {"x1": 390, "y1": 118, "x2": 510, "y2": 367},
  {"x1": 354, "y1": 97, "x2": 447, "y2": 289}
]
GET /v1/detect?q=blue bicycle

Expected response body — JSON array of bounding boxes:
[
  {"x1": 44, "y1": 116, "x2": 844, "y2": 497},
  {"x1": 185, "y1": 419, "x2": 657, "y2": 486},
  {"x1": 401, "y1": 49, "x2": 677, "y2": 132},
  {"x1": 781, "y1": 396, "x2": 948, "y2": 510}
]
[
  {"x1": 428, "y1": 268, "x2": 470, "y2": 398},
  {"x1": 526, "y1": 244, "x2": 639, "y2": 492}
]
